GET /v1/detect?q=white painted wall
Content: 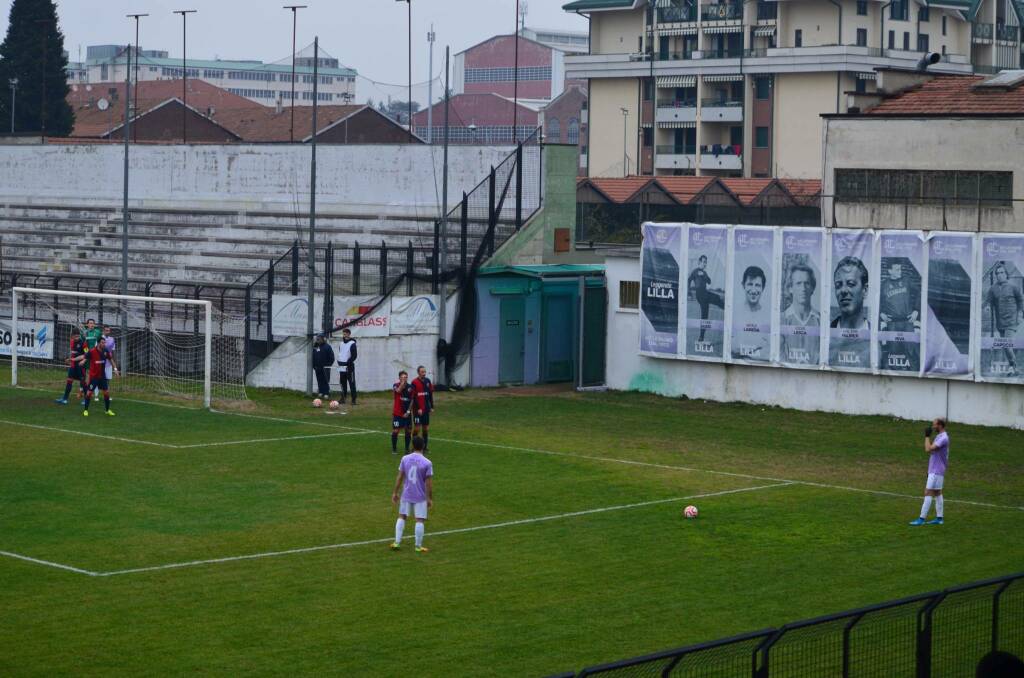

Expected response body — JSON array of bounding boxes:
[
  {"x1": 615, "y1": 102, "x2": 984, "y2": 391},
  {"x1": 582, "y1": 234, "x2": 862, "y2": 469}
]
[
  {"x1": 605, "y1": 255, "x2": 1024, "y2": 429},
  {"x1": 0, "y1": 143, "x2": 513, "y2": 217}
]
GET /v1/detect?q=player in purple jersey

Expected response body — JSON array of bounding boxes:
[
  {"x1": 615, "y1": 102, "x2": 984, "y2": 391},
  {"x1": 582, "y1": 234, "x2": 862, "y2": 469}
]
[
  {"x1": 910, "y1": 418, "x2": 949, "y2": 526},
  {"x1": 390, "y1": 436, "x2": 434, "y2": 553}
]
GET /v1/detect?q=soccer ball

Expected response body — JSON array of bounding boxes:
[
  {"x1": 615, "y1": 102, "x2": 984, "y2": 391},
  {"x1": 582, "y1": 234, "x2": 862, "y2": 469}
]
[
  {"x1": 312, "y1": 398, "x2": 323, "y2": 408},
  {"x1": 329, "y1": 400, "x2": 340, "y2": 410},
  {"x1": 683, "y1": 505, "x2": 699, "y2": 519}
]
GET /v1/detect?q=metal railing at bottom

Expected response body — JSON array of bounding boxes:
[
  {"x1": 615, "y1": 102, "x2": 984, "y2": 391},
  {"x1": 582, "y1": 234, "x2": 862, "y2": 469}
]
[{"x1": 556, "y1": 571, "x2": 1024, "y2": 677}]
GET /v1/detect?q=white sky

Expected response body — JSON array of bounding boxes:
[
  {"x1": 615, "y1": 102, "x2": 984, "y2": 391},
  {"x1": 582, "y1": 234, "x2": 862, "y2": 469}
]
[{"x1": 2, "y1": 0, "x2": 588, "y2": 104}]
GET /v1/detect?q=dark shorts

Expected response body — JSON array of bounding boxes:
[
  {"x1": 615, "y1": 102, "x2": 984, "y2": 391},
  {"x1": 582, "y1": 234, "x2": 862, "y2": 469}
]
[
  {"x1": 392, "y1": 416, "x2": 410, "y2": 429},
  {"x1": 67, "y1": 365, "x2": 85, "y2": 380},
  {"x1": 414, "y1": 412, "x2": 430, "y2": 426},
  {"x1": 89, "y1": 376, "x2": 109, "y2": 392}
]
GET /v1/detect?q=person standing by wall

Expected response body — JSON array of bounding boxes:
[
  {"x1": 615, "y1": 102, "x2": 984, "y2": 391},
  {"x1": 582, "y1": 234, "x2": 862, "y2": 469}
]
[
  {"x1": 312, "y1": 333, "x2": 334, "y2": 399},
  {"x1": 337, "y1": 328, "x2": 358, "y2": 405}
]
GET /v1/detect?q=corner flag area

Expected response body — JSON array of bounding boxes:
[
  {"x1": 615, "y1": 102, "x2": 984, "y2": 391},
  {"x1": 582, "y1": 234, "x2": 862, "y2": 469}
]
[{"x1": 1, "y1": 380, "x2": 1021, "y2": 675}]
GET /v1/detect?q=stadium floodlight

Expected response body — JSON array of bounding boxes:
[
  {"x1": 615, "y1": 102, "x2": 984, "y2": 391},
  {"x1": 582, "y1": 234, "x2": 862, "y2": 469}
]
[{"x1": 9, "y1": 287, "x2": 246, "y2": 409}]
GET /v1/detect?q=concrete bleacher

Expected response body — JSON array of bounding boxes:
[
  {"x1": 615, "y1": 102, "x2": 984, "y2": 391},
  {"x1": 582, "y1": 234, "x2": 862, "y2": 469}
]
[{"x1": 0, "y1": 202, "x2": 491, "y2": 286}]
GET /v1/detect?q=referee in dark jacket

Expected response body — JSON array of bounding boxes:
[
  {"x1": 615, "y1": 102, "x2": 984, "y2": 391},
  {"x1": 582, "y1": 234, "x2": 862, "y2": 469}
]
[{"x1": 312, "y1": 333, "x2": 334, "y2": 398}]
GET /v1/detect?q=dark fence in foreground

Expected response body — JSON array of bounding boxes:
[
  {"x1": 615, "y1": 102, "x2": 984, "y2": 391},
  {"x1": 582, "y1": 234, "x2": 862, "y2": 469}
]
[{"x1": 556, "y1": 572, "x2": 1023, "y2": 678}]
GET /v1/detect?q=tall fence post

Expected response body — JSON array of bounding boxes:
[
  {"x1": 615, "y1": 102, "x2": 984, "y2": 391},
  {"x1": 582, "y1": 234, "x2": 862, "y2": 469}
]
[
  {"x1": 353, "y1": 242, "x2": 361, "y2": 296},
  {"x1": 291, "y1": 240, "x2": 300, "y2": 296},
  {"x1": 515, "y1": 143, "x2": 523, "y2": 230},
  {"x1": 432, "y1": 220, "x2": 440, "y2": 293},
  {"x1": 380, "y1": 241, "x2": 388, "y2": 297},
  {"x1": 992, "y1": 580, "x2": 1013, "y2": 652},
  {"x1": 323, "y1": 242, "x2": 333, "y2": 334},
  {"x1": 407, "y1": 240, "x2": 415, "y2": 296},
  {"x1": 144, "y1": 281, "x2": 153, "y2": 375},
  {"x1": 267, "y1": 259, "x2": 275, "y2": 346},
  {"x1": 243, "y1": 284, "x2": 251, "y2": 376},
  {"x1": 487, "y1": 165, "x2": 497, "y2": 257},
  {"x1": 916, "y1": 593, "x2": 944, "y2": 678},
  {"x1": 460, "y1": 192, "x2": 468, "y2": 271}
]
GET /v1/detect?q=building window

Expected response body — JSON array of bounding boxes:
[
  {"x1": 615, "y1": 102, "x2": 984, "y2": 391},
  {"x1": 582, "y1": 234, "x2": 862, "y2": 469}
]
[
  {"x1": 942, "y1": 16, "x2": 947, "y2": 36},
  {"x1": 888, "y1": 30, "x2": 895, "y2": 49},
  {"x1": 890, "y1": 0, "x2": 908, "y2": 21},
  {"x1": 794, "y1": 29, "x2": 802, "y2": 47},
  {"x1": 619, "y1": 281, "x2": 640, "y2": 310},
  {"x1": 903, "y1": 32, "x2": 910, "y2": 50},
  {"x1": 834, "y1": 169, "x2": 1013, "y2": 206},
  {"x1": 548, "y1": 117, "x2": 560, "y2": 142},
  {"x1": 642, "y1": 127, "x2": 653, "y2": 146},
  {"x1": 464, "y1": 66, "x2": 553, "y2": 83},
  {"x1": 917, "y1": 33, "x2": 929, "y2": 52},
  {"x1": 755, "y1": 77, "x2": 770, "y2": 99},
  {"x1": 568, "y1": 118, "x2": 580, "y2": 144},
  {"x1": 855, "y1": 78, "x2": 867, "y2": 93},
  {"x1": 857, "y1": 0, "x2": 868, "y2": 15},
  {"x1": 919, "y1": 6, "x2": 929, "y2": 21},
  {"x1": 643, "y1": 78, "x2": 654, "y2": 101},
  {"x1": 754, "y1": 126, "x2": 769, "y2": 148},
  {"x1": 857, "y1": 28, "x2": 868, "y2": 46}
]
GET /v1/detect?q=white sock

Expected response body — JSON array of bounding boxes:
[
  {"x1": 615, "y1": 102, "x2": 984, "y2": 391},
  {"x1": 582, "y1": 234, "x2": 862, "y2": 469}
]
[
  {"x1": 394, "y1": 518, "x2": 405, "y2": 545},
  {"x1": 920, "y1": 496, "x2": 933, "y2": 519},
  {"x1": 414, "y1": 522, "x2": 425, "y2": 547},
  {"x1": 935, "y1": 496, "x2": 944, "y2": 518}
]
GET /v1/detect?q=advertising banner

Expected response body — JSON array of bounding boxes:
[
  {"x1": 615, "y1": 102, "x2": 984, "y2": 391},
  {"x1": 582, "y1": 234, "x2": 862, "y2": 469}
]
[
  {"x1": 271, "y1": 294, "x2": 318, "y2": 337},
  {"x1": 979, "y1": 235, "x2": 1024, "y2": 383},
  {"x1": 685, "y1": 225, "x2": 728, "y2": 360},
  {"x1": 924, "y1": 234, "x2": 974, "y2": 378},
  {"x1": 639, "y1": 223, "x2": 682, "y2": 356},
  {"x1": 390, "y1": 295, "x2": 440, "y2": 335},
  {"x1": 333, "y1": 296, "x2": 390, "y2": 337},
  {"x1": 0, "y1": 319, "x2": 55, "y2": 359},
  {"x1": 877, "y1": 232, "x2": 924, "y2": 375},
  {"x1": 779, "y1": 229, "x2": 824, "y2": 368},
  {"x1": 827, "y1": 230, "x2": 874, "y2": 371},
  {"x1": 730, "y1": 227, "x2": 774, "y2": 364}
]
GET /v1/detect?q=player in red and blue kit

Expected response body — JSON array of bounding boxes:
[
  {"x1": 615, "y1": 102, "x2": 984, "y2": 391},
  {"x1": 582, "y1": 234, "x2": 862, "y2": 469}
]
[
  {"x1": 391, "y1": 370, "x2": 414, "y2": 455},
  {"x1": 56, "y1": 329, "x2": 89, "y2": 405},
  {"x1": 411, "y1": 365, "x2": 435, "y2": 452},
  {"x1": 82, "y1": 337, "x2": 118, "y2": 417}
]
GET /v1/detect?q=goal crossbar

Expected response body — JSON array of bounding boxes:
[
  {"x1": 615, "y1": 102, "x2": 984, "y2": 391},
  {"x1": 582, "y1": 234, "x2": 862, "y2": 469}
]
[{"x1": 11, "y1": 287, "x2": 214, "y2": 408}]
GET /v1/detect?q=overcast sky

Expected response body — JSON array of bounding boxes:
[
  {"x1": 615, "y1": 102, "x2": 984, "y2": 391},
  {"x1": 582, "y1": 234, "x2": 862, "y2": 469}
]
[{"x1": 1, "y1": 0, "x2": 588, "y2": 104}]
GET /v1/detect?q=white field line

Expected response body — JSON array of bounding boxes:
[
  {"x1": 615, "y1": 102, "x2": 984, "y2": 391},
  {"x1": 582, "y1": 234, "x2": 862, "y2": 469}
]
[
  {"x1": 174, "y1": 431, "x2": 375, "y2": 449},
  {"x1": 49, "y1": 483, "x2": 782, "y2": 577},
  {"x1": 0, "y1": 550, "x2": 99, "y2": 576},
  {"x1": 0, "y1": 418, "x2": 175, "y2": 448}
]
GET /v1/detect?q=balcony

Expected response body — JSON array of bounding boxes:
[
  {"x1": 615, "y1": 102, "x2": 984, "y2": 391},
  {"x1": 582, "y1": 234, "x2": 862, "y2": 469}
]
[
  {"x1": 756, "y1": 2, "x2": 777, "y2": 21},
  {"x1": 655, "y1": 146, "x2": 697, "y2": 170},
  {"x1": 996, "y1": 24, "x2": 1019, "y2": 42},
  {"x1": 657, "y1": 50, "x2": 696, "y2": 61},
  {"x1": 700, "y1": 98, "x2": 744, "y2": 122},
  {"x1": 701, "y1": 2, "x2": 743, "y2": 22},
  {"x1": 656, "y1": 99, "x2": 698, "y2": 124},
  {"x1": 973, "y1": 23, "x2": 994, "y2": 43},
  {"x1": 657, "y1": 5, "x2": 696, "y2": 23},
  {"x1": 700, "y1": 145, "x2": 742, "y2": 171}
]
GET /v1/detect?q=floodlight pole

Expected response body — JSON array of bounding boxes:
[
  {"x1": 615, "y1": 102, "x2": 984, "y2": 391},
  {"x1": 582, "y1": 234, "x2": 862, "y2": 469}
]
[
  {"x1": 427, "y1": 25, "x2": 435, "y2": 143},
  {"x1": 284, "y1": 5, "x2": 307, "y2": 142},
  {"x1": 305, "y1": 37, "x2": 320, "y2": 396},
  {"x1": 438, "y1": 46, "x2": 450, "y2": 383},
  {"x1": 121, "y1": 43, "x2": 132, "y2": 360},
  {"x1": 127, "y1": 14, "x2": 148, "y2": 143},
  {"x1": 173, "y1": 9, "x2": 196, "y2": 143}
]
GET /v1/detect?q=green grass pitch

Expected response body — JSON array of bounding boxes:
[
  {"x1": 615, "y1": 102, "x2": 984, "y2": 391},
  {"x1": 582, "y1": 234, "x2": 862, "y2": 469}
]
[{"x1": 0, "y1": 378, "x2": 1022, "y2": 676}]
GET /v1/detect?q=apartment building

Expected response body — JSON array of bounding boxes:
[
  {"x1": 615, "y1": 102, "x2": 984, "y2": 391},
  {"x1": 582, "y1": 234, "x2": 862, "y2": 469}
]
[
  {"x1": 81, "y1": 43, "x2": 356, "y2": 107},
  {"x1": 562, "y1": 0, "x2": 1024, "y2": 179}
]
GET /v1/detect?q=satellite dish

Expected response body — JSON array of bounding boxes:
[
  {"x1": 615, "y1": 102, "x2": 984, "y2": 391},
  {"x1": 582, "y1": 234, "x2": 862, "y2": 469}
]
[{"x1": 97, "y1": 98, "x2": 110, "y2": 111}]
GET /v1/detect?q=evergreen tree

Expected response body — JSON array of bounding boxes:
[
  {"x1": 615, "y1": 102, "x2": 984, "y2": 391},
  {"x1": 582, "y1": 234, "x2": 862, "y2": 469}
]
[{"x1": 0, "y1": 0, "x2": 74, "y2": 136}]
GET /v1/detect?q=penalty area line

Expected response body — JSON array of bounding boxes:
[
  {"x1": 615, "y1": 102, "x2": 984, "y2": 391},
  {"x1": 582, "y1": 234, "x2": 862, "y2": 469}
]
[
  {"x1": 83, "y1": 482, "x2": 791, "y2": 577},
  {"x1": 0, "y1": 418, "x2": 175, "y2": 448},
  {"x1": 175, "y1": 430, "x2": 376, "y2": 449},
  {"x1": 0, "y1": 550, "x2": 98, "y2": 577}
]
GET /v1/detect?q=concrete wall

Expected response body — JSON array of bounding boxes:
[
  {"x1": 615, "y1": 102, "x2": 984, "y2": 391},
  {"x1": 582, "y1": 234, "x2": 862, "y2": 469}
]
[
  {"x1": 604, "y1": 254, "x2": 1023, "y2": 429},
  {"x1": 822, "y1": 117, "x2": 1024, "y2": 231},
  {"x1": 0, "y1": 142, "x2": 514, "y2": 217},
  {"x1": 592, "y1": 8, "x2": 645, "y2": 55},
  {"x1": 588, "y1": 78, "x2": 640, "y2": 177},
  {"x1": 774, "y1": 72, "x2": 838, "y2": 179}
]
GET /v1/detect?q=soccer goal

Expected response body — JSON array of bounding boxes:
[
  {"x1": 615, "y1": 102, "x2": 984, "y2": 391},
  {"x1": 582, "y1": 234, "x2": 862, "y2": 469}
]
[{"x1": 7, "y1": 287, "x2": 247, "y2": 408}]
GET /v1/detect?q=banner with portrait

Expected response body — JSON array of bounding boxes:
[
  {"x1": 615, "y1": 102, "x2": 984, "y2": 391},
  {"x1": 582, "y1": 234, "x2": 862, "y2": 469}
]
[
  {"x1": 876, "y1": 232, "x2": 925, "y2": 376},
  {"x1": 730, "y1": 227, "x2": 774, "y2": 365},
  {"x1": 978, "y1": 235, "x2": 1024, "y2": 383},
  {"x1": 924, "y1": 233, "x2": 974, "y2": 378},
  {"x1": 779, "y1": 229, "x2": 825, "y2": 368},
  {"x1": 827, "y1": 230, "x2": 874, "y2": 372},
  {"x1": 684, "y1": 225, "x2": 728, "y2": 361},
  {"x1": 639, "y1": 223, "x2": 682, "y2": 356}
]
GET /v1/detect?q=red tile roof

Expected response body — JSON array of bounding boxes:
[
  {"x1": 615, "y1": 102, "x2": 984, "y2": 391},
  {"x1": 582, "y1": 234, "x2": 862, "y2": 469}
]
[
  {"x1": 411, "y1": 92, "x2": 539, "y2": 127},
  {"x1": 583, "y1": 176, "x2": 653, "y2": 203},
  {"x1": 213, "y1": 104, "x2": 367, "y2": 142},
  {"x1": 718, "y1": 178, "x2": 775, "y2": 206},
  {"x1": 777, "y1": 179, "x2": 822, "y2": 205},
  {"x1": 653, "y1": 176, "x2": 715, "y2": 204},
  {"x1": 866, "y1": 74, "x2": 1024, "y2": 115}
]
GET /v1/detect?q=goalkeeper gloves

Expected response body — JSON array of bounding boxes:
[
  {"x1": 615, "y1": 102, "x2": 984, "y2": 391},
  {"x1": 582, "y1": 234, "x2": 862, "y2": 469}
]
[{"x1": 924, "y1": 426, "x2": 933, "y2": 438}]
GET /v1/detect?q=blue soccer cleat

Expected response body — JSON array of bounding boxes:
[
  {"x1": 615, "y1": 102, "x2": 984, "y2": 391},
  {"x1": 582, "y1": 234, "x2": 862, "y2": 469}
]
[
  {"x1": 909, "y1": 517, "x2": 926, "y2": 526},
  {"x1": 55, "y1": 398, "x2": 68, "y2": 405},
  {"x1": 927, "y1": 517, "x2": 944, "y2": 525}
]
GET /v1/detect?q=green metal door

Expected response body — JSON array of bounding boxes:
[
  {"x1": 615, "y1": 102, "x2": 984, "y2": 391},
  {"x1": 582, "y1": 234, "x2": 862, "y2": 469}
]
[
  {"x1": 542, "y1": 295, "x2": 574, "y2": 382},
  {"x1": 582, "y1": 285, "x2": 607, "y2": 386},
  {"x1": 499, "y1": 296, "x2": 525, "y2": 384}
]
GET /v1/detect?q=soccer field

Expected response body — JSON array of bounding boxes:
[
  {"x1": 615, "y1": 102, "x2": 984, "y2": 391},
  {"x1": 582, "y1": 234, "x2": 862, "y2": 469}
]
[{"x1": 1, "y1": 380, "x2": 1022, "y2": 676}]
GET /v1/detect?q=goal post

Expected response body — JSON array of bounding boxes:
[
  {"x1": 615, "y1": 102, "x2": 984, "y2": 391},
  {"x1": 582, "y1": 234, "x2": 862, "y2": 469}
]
[{"x1": 8, "y1": 287, "x2": 240, "y2": 409}]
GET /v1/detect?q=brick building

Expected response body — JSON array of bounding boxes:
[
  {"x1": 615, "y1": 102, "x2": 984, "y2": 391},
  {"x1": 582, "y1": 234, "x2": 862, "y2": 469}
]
[
  {"x1": 539, "y1": 84, "x2": 589, "y2": 173},
  {"x1": 454, "y1": 34, "x2": 586, "y2": 102},
  {"x1": 412, "y1": 92, "x2": 539, "y2": 144}
]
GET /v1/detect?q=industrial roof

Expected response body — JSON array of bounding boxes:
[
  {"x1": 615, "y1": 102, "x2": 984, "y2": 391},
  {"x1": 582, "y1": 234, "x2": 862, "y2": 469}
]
[{"x1": 864, "y1": 73, "x2": 1024, "y2": 116}]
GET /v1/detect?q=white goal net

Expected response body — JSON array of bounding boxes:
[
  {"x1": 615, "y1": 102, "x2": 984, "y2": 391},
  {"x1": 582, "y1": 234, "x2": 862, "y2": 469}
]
[{"x1": 5, "y1": 287, "x2": 247, "y2": 408}]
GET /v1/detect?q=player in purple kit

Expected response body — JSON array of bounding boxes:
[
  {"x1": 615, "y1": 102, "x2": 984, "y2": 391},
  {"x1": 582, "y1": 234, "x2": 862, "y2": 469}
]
[
  {"x1": 390, "y1": 436, "x2": 434, "y2": 553},
  {"x1": 910, "y1": 418, "x2": 949, "y2": 526}
]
